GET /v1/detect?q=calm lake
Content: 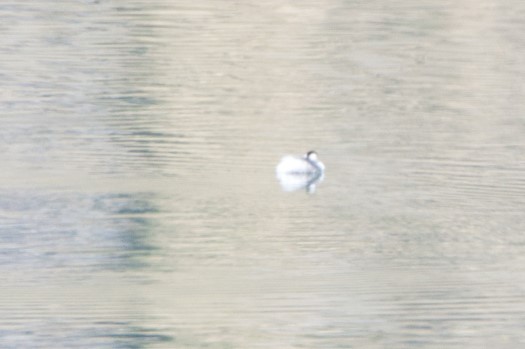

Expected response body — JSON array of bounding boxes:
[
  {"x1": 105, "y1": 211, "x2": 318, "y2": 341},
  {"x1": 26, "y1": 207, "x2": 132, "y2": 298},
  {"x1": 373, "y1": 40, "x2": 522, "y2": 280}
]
[{"x1": 1, "y1": 1, "x2": 525, "y2": 348}]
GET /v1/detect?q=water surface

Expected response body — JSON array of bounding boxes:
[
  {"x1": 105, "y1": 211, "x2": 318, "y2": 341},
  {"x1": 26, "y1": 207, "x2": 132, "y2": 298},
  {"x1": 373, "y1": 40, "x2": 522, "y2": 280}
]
[{"x1": 1, "y1": 1, "x2": 525, "y2": 348}]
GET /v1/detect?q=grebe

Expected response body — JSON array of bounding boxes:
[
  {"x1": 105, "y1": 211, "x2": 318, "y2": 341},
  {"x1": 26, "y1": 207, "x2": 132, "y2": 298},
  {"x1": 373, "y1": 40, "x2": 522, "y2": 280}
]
[
  {"x1": 276, "y1": 151, "x2": 325, "y2": 192},
  {"x1": 276, "y1": 150, "x2": 325, "y2": 175}
]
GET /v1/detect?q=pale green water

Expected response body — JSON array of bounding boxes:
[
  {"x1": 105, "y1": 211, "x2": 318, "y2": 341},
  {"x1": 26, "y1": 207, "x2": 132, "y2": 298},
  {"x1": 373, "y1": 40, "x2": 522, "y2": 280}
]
[{"x1": 1, "y1": 1, "x2": 525, "y2": 348}]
